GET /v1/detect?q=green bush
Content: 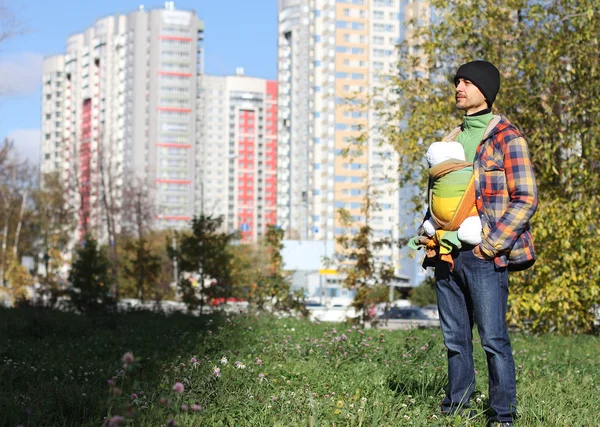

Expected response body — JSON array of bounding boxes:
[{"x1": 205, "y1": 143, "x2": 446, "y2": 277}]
[{"x1": 409, "y1": 276, "x2": 437, "y2": 307}]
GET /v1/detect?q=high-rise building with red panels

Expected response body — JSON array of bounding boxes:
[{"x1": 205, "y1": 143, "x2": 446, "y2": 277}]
[
  {"x1": 237, "y1": 108, "x2": 256, "y2": 241},
  {"x1": 79, "y1": 99, "x2": 92, "y2": 235},
  {"x1": 198, "y1": 72, "x2": 277, "y2": 242},
  {"x1": 41, "y1": 4, "x2": 204, "y2": 243},
  {"x1": 264, "y1": 81, "x2": 278, "y2": 231}
]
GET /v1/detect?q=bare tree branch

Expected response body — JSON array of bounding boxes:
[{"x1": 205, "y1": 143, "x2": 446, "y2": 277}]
[{"x1": 0, "y1": 4, "x2": 22, "y2": 46}]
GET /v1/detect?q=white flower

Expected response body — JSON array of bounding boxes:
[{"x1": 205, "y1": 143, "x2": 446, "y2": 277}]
[
  {"x1": 213, "y1": 366, "x2": 221, "y2": 377},
  {"x1": 235, "y1": 361, "x2": 246, "y2": 369},
  {"x1": 220, "y1": 356, "x2": 228, "y2": 365}
]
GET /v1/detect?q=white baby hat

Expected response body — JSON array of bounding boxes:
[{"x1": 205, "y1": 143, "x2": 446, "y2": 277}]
[{"x1": 426, "y1": 141, "x2": 466, "y2": 167}]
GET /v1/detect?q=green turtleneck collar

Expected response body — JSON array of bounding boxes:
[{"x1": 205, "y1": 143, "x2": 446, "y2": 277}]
[
  {"x1": 463, "y1": 110, "x2": 493, "y2": 131},
  {"x1": 457, "y1": 109, "x2": 494, "y2": 162}
]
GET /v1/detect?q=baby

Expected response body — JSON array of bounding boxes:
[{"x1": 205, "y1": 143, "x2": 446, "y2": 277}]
[{"x1": 422, "y1": 141, "x2": 482, "y2": 247}]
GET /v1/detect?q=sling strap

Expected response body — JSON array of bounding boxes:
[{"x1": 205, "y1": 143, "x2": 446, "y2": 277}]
[{"x1": 428, "y1": 160, "x2": 477, "y2": 231}]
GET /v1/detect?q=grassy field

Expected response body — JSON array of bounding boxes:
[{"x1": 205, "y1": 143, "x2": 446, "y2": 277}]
[{"x1": 1, "y1": 307, "x2": 598, "y2": 426}]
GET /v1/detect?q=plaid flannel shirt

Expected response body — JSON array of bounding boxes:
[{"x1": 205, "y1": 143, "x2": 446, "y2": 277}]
[{"x1": 441, "y1": 115, "x2": 538, "y2": 269}]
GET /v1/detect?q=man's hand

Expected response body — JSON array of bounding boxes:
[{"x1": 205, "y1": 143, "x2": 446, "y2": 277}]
[{"x1": 472, "y1": 245, "x2": 493, "y2": 260}]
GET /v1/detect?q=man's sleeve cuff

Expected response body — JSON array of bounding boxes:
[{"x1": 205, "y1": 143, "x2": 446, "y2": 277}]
[{"x1": 480, "y1": 241, "x2": 497, "y2": 258}]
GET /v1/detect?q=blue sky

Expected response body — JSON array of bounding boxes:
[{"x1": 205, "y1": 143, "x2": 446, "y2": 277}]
[{"x1": 0, "y1": 0, "x2": 278, "y2": 164}]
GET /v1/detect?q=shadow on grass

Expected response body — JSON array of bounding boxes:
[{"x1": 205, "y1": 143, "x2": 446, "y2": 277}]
[{"x1": 0, "y1": 305, "x2": 235, "y2": 426}]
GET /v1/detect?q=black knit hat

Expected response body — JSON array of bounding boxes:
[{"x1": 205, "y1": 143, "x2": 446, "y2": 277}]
[{"x1": 454, "y1": 60, "x2": 500, "y2": 107}]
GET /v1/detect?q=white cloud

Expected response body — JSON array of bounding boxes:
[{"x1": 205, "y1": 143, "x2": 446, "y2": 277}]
[
  {"x1": 0, "y1": 52, "x2": 44, "y2": 96},
  {"x1": 6, "y1": 128, "x2": 40, "y2": 165}
]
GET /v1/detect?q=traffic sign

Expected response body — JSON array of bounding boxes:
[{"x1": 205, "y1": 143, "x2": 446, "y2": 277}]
[
  {"x1": 240, "y1": 223, "x2": 250, "y2": 232},
  {"x1": 312, "y1": 226, "x2": 319, "y2": 234}
]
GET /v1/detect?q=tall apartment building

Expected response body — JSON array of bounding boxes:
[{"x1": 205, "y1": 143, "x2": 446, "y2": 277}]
[
  {"x1": 277, "y1": 0, "x2": 430, "y2": 281},
  {"x1": 41, "y1": 55, "x2": 67, "y2": 176},
  {"x1": 41, "y1": 3, "x2": 204, "y2": 238},
  {"x1": 197, "y1": 72, "x2": 278, "y2": 242}
]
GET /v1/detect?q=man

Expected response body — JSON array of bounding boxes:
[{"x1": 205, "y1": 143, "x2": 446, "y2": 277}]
[{"x1": 430, "y1": 60, "x2": 538, "y2": 426}]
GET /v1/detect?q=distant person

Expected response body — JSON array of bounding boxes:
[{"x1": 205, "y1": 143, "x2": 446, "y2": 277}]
[{"x1": 417, "y1": 60, "x2": 538, "y2": 426}]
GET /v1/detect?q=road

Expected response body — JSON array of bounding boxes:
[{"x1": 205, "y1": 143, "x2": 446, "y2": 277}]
[{"x1": 376, "y1": 318, "x2": 440, "y2": 330}]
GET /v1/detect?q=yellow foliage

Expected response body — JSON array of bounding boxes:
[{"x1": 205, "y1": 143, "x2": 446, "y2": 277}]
[
  {"x1": 366, "y1": 0, "x2": 600, "y2": 333},
  {"x1": 5, "y1": 253, "x2": 34, "y2": 304},
  {"x1": 509, "y1": 198, "x2": 600, "y2": 334}
]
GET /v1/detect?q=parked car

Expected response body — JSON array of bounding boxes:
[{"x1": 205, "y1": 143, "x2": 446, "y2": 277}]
[
  {"x1": 210, "y1": 297, "x2": 246, "y2": 307},
  {"x1": 420, "y1": 305, "x2": 440, "y2": 320},
  {"x1": 375, "y1": 299, "x2": 411, "y2": 317},
  {"x1": 305, "y1": 301, "x2": 324, "y2": 307},
  {"x1": 379, "y1": 307, "x2": 430, "y2": 320}
]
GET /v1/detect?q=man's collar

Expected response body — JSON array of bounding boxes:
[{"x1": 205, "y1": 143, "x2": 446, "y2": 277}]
[{"x1": 466, "y1": 108, "x2": 492, "y2": 117}]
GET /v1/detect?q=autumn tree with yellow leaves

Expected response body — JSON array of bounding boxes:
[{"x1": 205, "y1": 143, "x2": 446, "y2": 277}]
[{"x1": 371, "y1": 0, "x2": 600, "y2": 333}]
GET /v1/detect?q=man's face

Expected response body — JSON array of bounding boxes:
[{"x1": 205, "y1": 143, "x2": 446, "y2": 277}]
[{"x1": 455, "y1": 78, "x2": 487, "y2": 114}]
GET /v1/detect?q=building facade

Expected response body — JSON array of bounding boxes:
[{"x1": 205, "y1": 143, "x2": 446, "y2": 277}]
[
  {"x1": 276, "y1": 0, "x2": 430, "y2": 284},
  {"x1": 41, "y1": 4, "x2": 204, "y2": 239},
  {"x1": 198, "y1": 72, "x2": 278, "y2": 241}
]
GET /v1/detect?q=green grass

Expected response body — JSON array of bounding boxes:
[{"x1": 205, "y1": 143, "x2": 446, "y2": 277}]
[{"x1": 1, "y1": 307, "x2": 598, "y2": 426}]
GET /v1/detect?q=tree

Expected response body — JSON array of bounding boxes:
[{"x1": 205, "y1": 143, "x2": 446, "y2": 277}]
[
  {"x1": 117, "y1": 178, "x2": 161, "y2": 302},
  {"x1": 3, "y1": 252, "x2": 33, "y2": 304},
  {"x1": 0, "y1": 139, "x2": 35, "y2": 285},
  {"x1": 0, "y1": 4, "x2": 21, "y2": 47},
  {"x1": 122, "y1": 237, "x2": 162, "y2": 303},
  {"x1": 169, "y1": 214, "x2": 236, "y2": 312},
  {"x1": 68, "y1": 234, "x2": 113, "y2": 312},
  {"x1": 118, "y1": 230, "x2": 176, "y2": 302},
  {"x1": 409, "y1": 276, "x2": 437, "y2": 308},
  {"x1": 371, "y1": 0, "x2": 600, "y2": 333},
  {"x1": 229, "y1": 241, "x2": 270, "y2": 303},
  {"x1": 334, "y1": 192, "x2": 395, "y2": 325},
  {"x1": 98, "y1": 143, "x2": 121, "y2": 299},
  {"x1": 258, "y1": 225, "x2": 306, "y2": 313},
  {"x1": 30, "y1": 172, "x2": 76, "y2": 305}
]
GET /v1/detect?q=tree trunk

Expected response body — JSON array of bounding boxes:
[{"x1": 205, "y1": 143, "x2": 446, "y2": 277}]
[
  {"x1": 99, "y1": 151, "x2": 120, "y2": 300},
  {"x1": 0, "y1": 216, "x2": 8, "y2": 285},
  {"x1": 137, "y1": 242, "x2": 145, "y2": 303},
  {"x1": 13, "y1": 190, "x2": 28, "y2": 259},
  {"x1": 199, "y1": 217, "x2": 205, "y2": 315}
]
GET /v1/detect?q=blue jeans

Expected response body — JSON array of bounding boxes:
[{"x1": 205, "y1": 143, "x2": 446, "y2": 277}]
[{"x1": 435, "y1": 248, "x2": 517, "y2": 423}]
